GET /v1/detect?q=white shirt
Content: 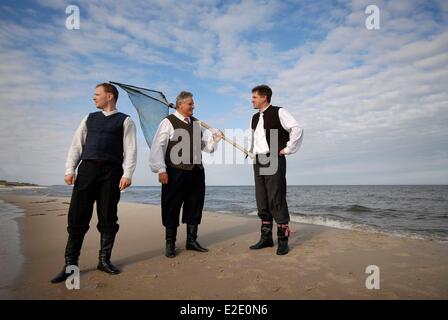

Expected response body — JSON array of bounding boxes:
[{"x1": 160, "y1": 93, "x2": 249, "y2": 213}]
[
  {"x1": 250, "y1": 105, "x2": 304, "y2": 155},
  {"x1": 65, "y1": 109, "x2": 137, "y2": 180},
  {"x1": 149, "y1": 111, "x2": 218, "y2": 173}
]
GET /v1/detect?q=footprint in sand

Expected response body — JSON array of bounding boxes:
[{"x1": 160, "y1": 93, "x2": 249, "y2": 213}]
[
  {"x1": 57, "y1": 214, "x2": 66, "y2": 216},
  {"x1": 31, "y1": 213, "x2": 47, "y2": 216},
  {"x1": 395, "y1": 252, "x2": 411, "y2": 257},
  {"x1": 95, "y1": 282, "x2": 108, "y2": 288},
  {"x1": 241, "y1": 285, "x2": 258, "y2": 294},
  {"x1": 62, "y1": 202, "x2": 70, "y2": 205},
  {"x1": 325, "y1": 272, "x2": 356, "y2": 285}
]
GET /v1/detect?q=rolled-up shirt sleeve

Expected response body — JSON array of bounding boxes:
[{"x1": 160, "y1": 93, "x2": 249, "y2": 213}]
[
  {"x1": 65, "y1": 115, "x2": 88, "y2": 175},
  {"x1": 279, "y1": 108, "x2": 304, "y2": 155}
]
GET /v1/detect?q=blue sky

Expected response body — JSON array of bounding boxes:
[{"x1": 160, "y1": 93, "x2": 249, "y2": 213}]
[{"x1": 0, "y1": 0, "x2": 447, "y2": 186}]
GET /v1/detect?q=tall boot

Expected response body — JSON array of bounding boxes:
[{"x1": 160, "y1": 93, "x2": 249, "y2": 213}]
[
  {"x1": 97, "y1": 233, "x2": 121, "y2": 274},
  {"x1": 165, "y1": 227, "x2": 177, "y2": 258},
  {"x1": 277, "y1": 224, "x2": 290, "y2": 255},
  {"x1": 250, "y1": 221, "x2": 274, "y2": 250},
  {"x1": 51, "y1": 234, "x2": 85, "y2": 283},
  {"x1": 186, "y1": 225, "x2": 208, "y2": 252}
]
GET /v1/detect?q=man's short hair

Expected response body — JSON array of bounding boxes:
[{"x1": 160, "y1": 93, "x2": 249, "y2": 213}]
[
  {"x1": 252, "y1": 85, "x2": 272, "y2": 103},
  {"x1": 96, "y1": 83, "x2": 119, "y2": 102},
  {"x1": 176, "y1": 91, "x2": 193, "y2": 108}
]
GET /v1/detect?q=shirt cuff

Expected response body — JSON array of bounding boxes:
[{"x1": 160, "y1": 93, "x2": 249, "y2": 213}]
[
  {"x1": 157, "y1": 168, "x2": 166, "y2": 173},
  {"x1": 122, "y1": 172, "x2": 133, "y2": 180},
  {"x1": 208, "y1": 139, "x2": 218, "y2": 152},
  {"x1": 282, "y1": 147, "x2": 290, "y2": 155},
  {"x1": 65, "y1": 168, "x2": 75, "y2": 175}
]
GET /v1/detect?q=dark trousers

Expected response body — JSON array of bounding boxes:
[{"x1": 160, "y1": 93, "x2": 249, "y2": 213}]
[
  {"x1": 67, "y1": 160, "x2": 123, "y2": 237},
  {"x1": 161, "y1": 165, "x2": 205, "y2": 228},
  {"x1": 253, "y1": 155, "x2": 289, "y2": 224}
]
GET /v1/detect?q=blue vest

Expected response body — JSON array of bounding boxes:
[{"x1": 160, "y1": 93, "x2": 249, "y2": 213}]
[{"x1": 80, "y1": 111, "x2": 128, "y2": 164}]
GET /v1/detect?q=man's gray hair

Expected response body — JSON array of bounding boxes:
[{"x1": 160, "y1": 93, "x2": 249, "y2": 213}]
[{"x1": 176, "y1": 91, "x2": 193, "y2": 108}]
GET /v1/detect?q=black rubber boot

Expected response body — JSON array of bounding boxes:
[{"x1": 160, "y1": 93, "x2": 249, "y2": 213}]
[
  {"x1": 51, "y1": 234, "x2": 84, "y2": 283},
  {"x1": 186, "y1": 225, "x2": 208, "y2": 252},
  {"x1": 277, "y1": 224, "x2": 290, "y2": 255},
  {"x1": 165, "y1": 227, "x2": 177, "y2": 258},
  {"x1": 97, "y1": 233, "x2": 121, "y2": 274},
  {"x1": 250, "y1": 221, "x2": 274, "y2": 250}
]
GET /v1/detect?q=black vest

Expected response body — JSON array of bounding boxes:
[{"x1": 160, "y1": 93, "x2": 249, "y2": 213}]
[
  {"x1": 251, "y1": 105, "x2": 290, "y2": 154},
  {"x1": 80, "y1": 111, "x2": 128, "y2": 164},
  {"x1": 165, "y1": 114, "x2": 203, "y2": 171}
]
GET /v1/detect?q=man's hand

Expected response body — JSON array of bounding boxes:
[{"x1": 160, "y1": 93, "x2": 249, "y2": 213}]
[
  {"x1": 279, "y1": 149, "x2": 287, "y2": 156},
  {"x1": 64, "y1": 174, "x2": 76, "y2": 185},
  {"x1": 159, "y1": 172, "x2": 169, "y2": 184},
  {"x1": 119, "y1": 177, "x2": 132, "y2": 191},
  {"x1": 213, "y1": 130, "x2": 224, "y2": 143}
]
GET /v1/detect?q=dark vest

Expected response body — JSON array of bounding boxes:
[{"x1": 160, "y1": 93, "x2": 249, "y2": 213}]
[
  {"x1": 251, "y1": 105, "x2": 290, "y2": 154},
  {"x1": 165, "y1": 114, "x2": 203, "y2": 171},
  {"x1": 80, "y1": 111, "x2": 128, "y2": 164}
]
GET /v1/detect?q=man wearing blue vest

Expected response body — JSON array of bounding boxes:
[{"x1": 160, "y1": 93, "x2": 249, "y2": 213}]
[
  {"x1": 249, "y1": 85, "x2": 303, "y2": 255},
  {"x1": 51, "y1": 83, "x2": 137, "y2": 283}
]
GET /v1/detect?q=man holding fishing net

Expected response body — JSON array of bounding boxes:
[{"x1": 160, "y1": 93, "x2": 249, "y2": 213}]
[{"x1": 149, "y1": 91, "x2": 223, "y2": 258}]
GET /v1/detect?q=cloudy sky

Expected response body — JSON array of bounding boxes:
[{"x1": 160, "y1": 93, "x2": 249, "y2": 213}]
[{"x1": 1, "y1": 0, "x2": 447, "y2": 186}]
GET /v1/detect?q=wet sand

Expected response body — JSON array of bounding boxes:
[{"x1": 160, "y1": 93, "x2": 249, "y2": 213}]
[{"x1": 1, "y1": 194, "x2": 447, "y2": 299}]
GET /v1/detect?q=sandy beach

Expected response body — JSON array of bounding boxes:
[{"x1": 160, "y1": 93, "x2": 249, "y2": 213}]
[{"x1": 0, "y1": 194, "x2": 447, "y2": 300}]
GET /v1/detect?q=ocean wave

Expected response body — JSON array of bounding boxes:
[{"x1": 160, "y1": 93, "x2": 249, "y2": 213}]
[
  {"x1": 289, "y1": 213, "x2": 376, "y2": 232},
  {"x1": 288, "y1": 213, "x2": 448, "y2": 242},
  {"x1": 345, "y1": 204, "x2": 373, "y2": 212},
  {"x1": 219, "y1": 207, "x2": 447, "y2": 241},
  {"x1": 215, "y1": 210, "x2": 234, "y2": 214}
]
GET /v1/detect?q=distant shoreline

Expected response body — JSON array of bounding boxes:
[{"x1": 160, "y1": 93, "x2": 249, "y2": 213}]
[
  {"x1": 0, "y1": 186, "x2": 48, "y2": 190},
  {"x1": 0, "y1": 180, "x2": 40, "y2": 188}
]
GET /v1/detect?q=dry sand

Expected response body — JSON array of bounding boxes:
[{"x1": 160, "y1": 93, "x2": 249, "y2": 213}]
[{"x1": 1, "y1": 195, "x2": 447, "y2": 299}]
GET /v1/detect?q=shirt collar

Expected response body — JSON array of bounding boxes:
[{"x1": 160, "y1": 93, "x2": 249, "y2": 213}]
[
  {"x1": 174, "y1": 110, "x2": 190, "y2": 122},
  {"x1": 259, "y1": 104, "x2": 271, "y2": 114},
  {"x1": 101, "y1": 109, "x2": 118, "y2": 116}
]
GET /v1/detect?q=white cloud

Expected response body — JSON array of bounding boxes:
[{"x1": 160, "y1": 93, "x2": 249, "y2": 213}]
[{"x1": 0, "y1": 0, "x2": 447, "y2": 185}]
